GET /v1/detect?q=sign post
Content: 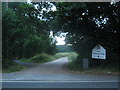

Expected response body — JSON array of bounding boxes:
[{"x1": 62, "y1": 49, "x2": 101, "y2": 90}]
[
  {"x1": 83, "y1": 58, "x2": 89, "y2": 69},
  {"x1": 92, "y1": 44, "x2": 106, "y2": 60},
  {"x1": 82, "y1": 44, "x2": 106, "y2": 69}
]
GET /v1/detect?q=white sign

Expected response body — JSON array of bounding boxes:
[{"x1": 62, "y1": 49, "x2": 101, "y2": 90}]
[{"x1": 92, "y1": 44, "x2": 106, "y2": 59}]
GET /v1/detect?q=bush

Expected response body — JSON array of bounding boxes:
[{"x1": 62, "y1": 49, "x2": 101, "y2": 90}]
[
  {"x1": 53, "y1": 53, "x2": 70, "y2": 59},
  {"x1": 68, "y1": 54, "x2": 118, "y2": 72},
  {"x1": 20, "y1": 59, "x2": 32, "y2": 63},
  {"x1": 67, "y1": 53, "x2": 82, "y2": 70},
  {"x1": 68, "y1": 52, "x2": 78, "y2": 62},
  {"x1": 3, "y1": 63, "x2": 24, "y2": 73},
  {"x1": 67, "y1": 61, "x2": 82, "y2": 70},
  {"x1": 30, "y1": 53, "x2": 50, "y2": 63},
  {"x1": 2, "y1": 58, "x2": 14, "y2": 69}
]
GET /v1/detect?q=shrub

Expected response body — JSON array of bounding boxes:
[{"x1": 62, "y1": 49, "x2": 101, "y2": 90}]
[
  {"x1": 2, "y1": 58, "x2": 14, "y2": 69},
  {"x1": 3, "y1": 63, "x2": 24, "y2": 73},
  {"x1": 20, "y1": 59, "x2": 32, "y2": 63},
  {"x1": 30, "y1": 53, "x2": 50, "y2": 63},
  {"x1": 68, "y1": 52, "x2": 78, "y2": 62},
  {"x1": 54, "y1": 52, "x2": 75, "y2": 59},
  {"x1": 67, "y1": 53, "x2": 82, "y2": 70},
  {"x1": 67, "y1": 61, "x2": 82, "y2": 70}
]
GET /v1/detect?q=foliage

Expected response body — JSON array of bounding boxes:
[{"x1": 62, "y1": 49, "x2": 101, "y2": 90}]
[
  {"x1": 67, "y1": 55, "x2": 118, "y2": 72},
  {"x1": 19, "y1": 52, "x2": 76, "y2": 63},
  {"x1": 30, "y1": 53, "x2": 50, "y2": 63},
  {"x1": 69, "y1": 54, "x2": 83, "y2": 69},
  {"x1": 46, "y1": 2, "x2": 120, "y2": 65},
  {"x1": 67, "y1": 52, "x2": 78, "y2": 61},
  {"x1": 56, "y1": 45, "x2": 74, "y2": 52},
  {"x1": 19, "y1": 59, "x2": 32, "y2": 63},
  {"x1": 53, "y1": 52, "x2": 72, "y2": 59},
  {"x1": 67, "y1": 54, "x2": 82, "y2": 71},
  {"x1": 2, "y1": 58, "x2": 15, "y2": 69},
  {"x1": 2, "y1": 2, "x2": 57, "y2": 69},
  {"x1": 3, "y1": 63, "x2": 24, "y2": 73},
  {"x1": 2, "y1": 2, "x2": 119, "y2": 71}
]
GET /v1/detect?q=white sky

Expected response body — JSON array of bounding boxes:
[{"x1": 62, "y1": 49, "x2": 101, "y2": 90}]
[
  {"x1": 27, "y1": 0, "x2": 31, "y2": 3},
  {"x1": 50, "y1": 31, "x2": 67, "y2": 45},
  {"x1": 55, "y1": 36, "x2": 66, "y2": 45}
]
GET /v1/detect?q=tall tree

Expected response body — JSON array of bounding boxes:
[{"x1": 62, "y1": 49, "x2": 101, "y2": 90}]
[
  {"x1": 2, "y1": 2, "x2": 57, "y2": 68},
  {"x1": 45, "y1": 2, "x2": 120, "y2": 63}
]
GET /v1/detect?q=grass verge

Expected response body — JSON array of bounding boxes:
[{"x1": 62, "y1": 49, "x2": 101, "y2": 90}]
[
  {"x1": 67, "y1": 54, "x2": 118, "y2": 75},
  {"x1": 3, "y1": 63, "x2": 24, "y2": 73},
  {"x1": 53, "y1": 52, "x2": 78, "y2": 60},
  {"x1": 67, "y1": 65, "x2": 118, "y2": 75},
  {"x1": 20, "y1": 52, "x2": 78, "y2": 63},
  {"x1": 19, "y1": 59, "x2": 33, "y2": 63},
  {"x1": 3, "y1": 52, "x2": 77, "y2": 73}
]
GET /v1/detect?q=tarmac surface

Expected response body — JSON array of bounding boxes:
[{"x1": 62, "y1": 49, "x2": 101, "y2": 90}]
[{"x1": 2, "y1": 57, "x2": 118, "y2": 81}]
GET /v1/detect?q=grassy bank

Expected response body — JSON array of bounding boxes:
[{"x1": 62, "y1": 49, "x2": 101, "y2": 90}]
[
  {"x1": 20, "y1": 52, "x2": 77, "y2": 63},
  {"x1": 3, "y1": 53, "x2": 55, "y2": 73},
  {"x1": 3, "y1": 63, "x2": 24, "y2": 73},
  {"x1": 3, "y1": 52, "x2": 76, "y2": 73},
  {"x1": 67, "y1": 54, "x2": 118, "y2": 75},
  {"x1": 3, "y1": 52, "x2": 118, "y2": 75},
  {"x1": 54, "y1": 52, "x2": 78, "y2": 60}
]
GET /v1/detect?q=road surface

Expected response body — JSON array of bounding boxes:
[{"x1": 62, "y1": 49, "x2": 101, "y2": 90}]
[
  {"x1": 2, "y1": 57, "x2": 118, "y2": 88},
  {"x1": 2, "y1": 81, "x2": 118, "y2": 88}
]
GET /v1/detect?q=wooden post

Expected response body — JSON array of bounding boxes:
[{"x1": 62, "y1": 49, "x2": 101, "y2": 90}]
[{"x1": 83, "y1": 58, "x2": 89, "y2": 69}]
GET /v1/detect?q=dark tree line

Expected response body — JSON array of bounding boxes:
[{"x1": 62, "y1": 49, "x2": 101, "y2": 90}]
[
  {"x1": 2, "y1": 2, "x2": 57, "y2": 68},
  {"x1": 2, "y1": 2, "x2": 120, "y2": 69},
  {"x1": 44, "y1": 2, "x2": 119, "y2": 65}
]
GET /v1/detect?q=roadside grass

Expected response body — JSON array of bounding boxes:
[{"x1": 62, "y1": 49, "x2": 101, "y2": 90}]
[
  {"x1": 20, "y1": 59, "x2": 33, "y2": 63},
  {"x1": 3, "y1": 52, "x2": 118, "y2": 74},
  {"x1": 3, "y1": 63, "x2": 24, "y2": 73},
  {"x1": 67, "y1": 54, "x2": 118, "y2": 75},
  {"x1": 19, "y1": 52, "x2": 78, "y2": 63},
  {"x1": 67, "y1": 52, "x2": 78, "y2": 62},
  {"x1": 67, "y1": 64, "x2": 118, "y2": 75},
  {"x1": 54, "y1": 52, "x2": 78, "y2": 60}
]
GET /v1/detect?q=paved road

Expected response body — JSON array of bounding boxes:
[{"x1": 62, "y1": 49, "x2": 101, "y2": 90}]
[
  {"x1": 2, "y1": 81, "x2": 118, "y2": 88},
  {"x1": 2, "y1": 57, "x2": 118, "y2": 81},
  {"x1": 2, "y1": 57, "x2": 118, "y2": 88}
]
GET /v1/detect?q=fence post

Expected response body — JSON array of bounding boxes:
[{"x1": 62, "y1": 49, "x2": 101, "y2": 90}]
[{"x1": 83, "y1": 58, "x2": 89, "y2": 69}]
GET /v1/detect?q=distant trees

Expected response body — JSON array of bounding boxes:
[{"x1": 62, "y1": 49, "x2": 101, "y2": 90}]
[
  {"x1": 56, "y1": 45, "x2": 74, "y2": 52},
  {"x1": 2, "y1": 2, "x2": 57, "y2": 68}
]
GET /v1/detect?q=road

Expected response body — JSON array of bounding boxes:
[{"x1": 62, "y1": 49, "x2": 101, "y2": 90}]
[
  {"x1": 2, "y1": 81, "x2": 118, "y2": 88},
  {"x1": 2, "y1": 57, "x2": 118, "y2": 88}
]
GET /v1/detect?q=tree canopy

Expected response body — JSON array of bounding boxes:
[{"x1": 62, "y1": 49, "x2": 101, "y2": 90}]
[
  {"x1": 44, "y1": 2, "x2": 120, "y2": 63},
  {"x1": 2, "y1": 2, "x2": 119, "y2": 68},
  {"x1": 2, "y1": 2, "x2": 57, "y2": 68}
]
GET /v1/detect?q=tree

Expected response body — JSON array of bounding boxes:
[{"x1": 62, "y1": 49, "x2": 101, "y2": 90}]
[
  {"x1": 45, "y1": 2, "x2": 119, "y2": 64},
  {"x1": 2, "y1": 2, "x2": 57, "y2": 68}
]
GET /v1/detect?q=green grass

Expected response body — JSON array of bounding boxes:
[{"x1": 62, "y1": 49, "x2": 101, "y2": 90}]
[
  {"x1": 67, "y1": 54, "x2": 118, "y2": 75},
  {"x1": 20, "y1": 54, "x2": 52, "y2": 63},
  {"x1": 53, "y1": 53, "x2": 69, "y2": 59},
  {"x1": 3, "y1": 63, "x2": 24, "y2": 73},
  {"x1": 67, "y1": 52, "x2": 78, "y2": 62},
  {"x1": 20, "y1": 59, "x2": 33, "y2": 63},
  {"x1": 67, "y1": 62, "x2": 118, "y2": 75},
  {"x1": 53, "y1": 52, "x2": 78, "y2": 60},
  {"x1": 19, "y1": 52, "x2": 78, "y2": 64}
]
